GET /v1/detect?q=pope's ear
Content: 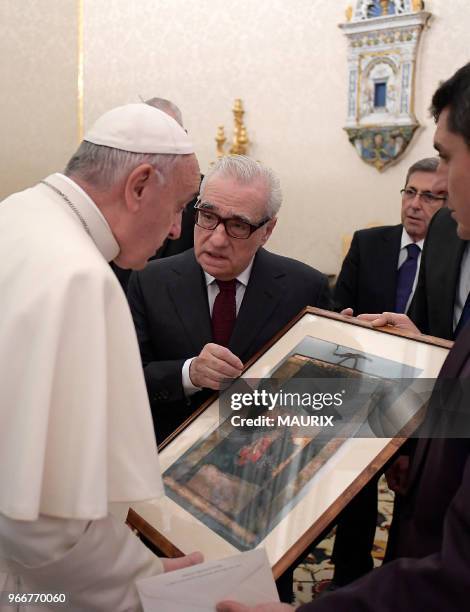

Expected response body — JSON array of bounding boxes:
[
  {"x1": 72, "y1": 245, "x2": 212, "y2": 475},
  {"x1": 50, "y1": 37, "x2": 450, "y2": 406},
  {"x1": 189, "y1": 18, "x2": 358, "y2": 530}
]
[{"x1": 124, "y1": 163, "x2": 155, "y2": 212}]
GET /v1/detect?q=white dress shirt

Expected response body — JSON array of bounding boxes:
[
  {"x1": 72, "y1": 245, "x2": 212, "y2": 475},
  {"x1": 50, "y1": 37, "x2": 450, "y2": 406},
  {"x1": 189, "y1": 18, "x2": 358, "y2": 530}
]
[{"x1": 182, "y1": 259, "x2": 254, "y2": 394}]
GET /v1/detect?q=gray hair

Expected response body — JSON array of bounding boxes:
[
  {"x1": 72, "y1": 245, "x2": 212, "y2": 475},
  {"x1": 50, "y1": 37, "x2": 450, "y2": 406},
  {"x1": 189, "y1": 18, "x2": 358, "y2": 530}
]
[
  {"x1": 200, "y1": 155, "x2": 282, "y2": 217},
  {"x1": 145, "y1": 97, "x2": 184, "y2": 127},
  {"x1": 405, "y1": 157, "x2": 439, "y2": 186},
  {"x1": 64, "y1": 141, "x2": 183, "y2": 189}
]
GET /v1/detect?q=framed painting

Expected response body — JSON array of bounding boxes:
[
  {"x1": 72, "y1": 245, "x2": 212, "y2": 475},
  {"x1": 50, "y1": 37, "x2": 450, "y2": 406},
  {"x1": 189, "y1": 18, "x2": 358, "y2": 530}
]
[{"x1": 126, "y1": 307, "x2": 451, "y2": 577}]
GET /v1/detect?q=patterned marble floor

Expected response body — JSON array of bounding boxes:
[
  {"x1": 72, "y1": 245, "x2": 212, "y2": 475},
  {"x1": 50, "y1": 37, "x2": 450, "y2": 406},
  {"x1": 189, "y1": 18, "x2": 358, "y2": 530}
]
[{"x1": 293, "y1": 476, "x2": 395, "y2": 605}]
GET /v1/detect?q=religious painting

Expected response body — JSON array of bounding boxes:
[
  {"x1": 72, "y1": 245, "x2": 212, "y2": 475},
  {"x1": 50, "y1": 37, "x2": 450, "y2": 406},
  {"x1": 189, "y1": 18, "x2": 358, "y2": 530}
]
[
  {"x1": 126, "y1": 308, "x2": 450, "y2": 577},
  {"x1": 162, "y1": 335, "x2": 420, "y2": 550}
]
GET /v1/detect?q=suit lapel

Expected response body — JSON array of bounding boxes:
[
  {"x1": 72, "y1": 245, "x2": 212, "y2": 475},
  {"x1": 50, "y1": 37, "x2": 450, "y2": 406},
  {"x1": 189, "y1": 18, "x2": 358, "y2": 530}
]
[
  {"x1": 439, "y1": 322, "x2": 470, "y2": 378},
  {"x1": 229, "y1": 249, "x2": 284, "y2": 360},
  {"x1": 166, "y1": 250, "x2": 212, "y2": 353},
  {"x1": 432, "y1": 217, "x2": 466, "y2": 337},
  {"x1": 380, "y1": 225, "x2": 403, "y2": 310},
  {"x1": 407, "y1": 324, "x2": 470, "y2": 488}
]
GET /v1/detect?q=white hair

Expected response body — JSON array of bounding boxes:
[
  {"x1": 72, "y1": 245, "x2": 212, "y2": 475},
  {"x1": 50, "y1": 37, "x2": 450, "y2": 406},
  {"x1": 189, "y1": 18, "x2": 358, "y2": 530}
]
[
  {"x1": 64, "y1": 141, "x2": 184, "y2": 189},
  {"x1": 200, "y1": 155, "x2": 282, "y2": 217}
]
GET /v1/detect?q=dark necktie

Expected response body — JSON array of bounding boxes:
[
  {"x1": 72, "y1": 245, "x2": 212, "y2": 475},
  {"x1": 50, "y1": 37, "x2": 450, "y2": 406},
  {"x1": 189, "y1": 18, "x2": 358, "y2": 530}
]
[
  {"x1": 211, "y1": 279, "x2": 237, "y2": 347},
  {"x1": 454, "y1": 291, "x2": 470, "y2": 338},
  {"x1": 395, "y1": 243, "x2": 420, "y2": 313}
]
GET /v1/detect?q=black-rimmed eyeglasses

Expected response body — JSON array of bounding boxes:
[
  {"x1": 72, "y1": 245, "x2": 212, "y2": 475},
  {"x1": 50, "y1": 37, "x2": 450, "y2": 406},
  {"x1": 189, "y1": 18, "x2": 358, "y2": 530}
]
[
  {"x1": 400, "y1": 188, "x2": 447, "y2": 206},
  {"x1": 194, "y1": 202, "x2": 271, "y2": 239}
]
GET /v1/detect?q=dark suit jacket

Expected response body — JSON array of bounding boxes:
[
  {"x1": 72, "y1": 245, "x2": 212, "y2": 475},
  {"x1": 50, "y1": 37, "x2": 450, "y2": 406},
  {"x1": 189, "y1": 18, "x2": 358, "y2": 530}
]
[
  {"x1": 408, "y1": 207, "x2": 467, "y2": 340},
  {"x1": 298, "y1": 323, "x2": 470, "y2": 611},
  {"x1": 127, "y1": 247, "x2": 332, "y2": 443},
  {"x1": 334, "y1": 225, "x2": 403, "y2": 314}
]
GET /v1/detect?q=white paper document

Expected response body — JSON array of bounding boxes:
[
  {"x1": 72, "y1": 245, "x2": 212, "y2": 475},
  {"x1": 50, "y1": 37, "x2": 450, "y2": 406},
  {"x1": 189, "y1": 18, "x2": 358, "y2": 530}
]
[{"x1": 136, "y1": 548, "x2": 280, "y2": 611}]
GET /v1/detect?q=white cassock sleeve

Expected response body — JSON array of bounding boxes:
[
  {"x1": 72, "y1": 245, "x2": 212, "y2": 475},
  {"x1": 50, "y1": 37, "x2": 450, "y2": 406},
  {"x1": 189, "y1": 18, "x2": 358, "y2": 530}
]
[{"x1": 0, "y1": 513, "x2": 163, "y2": 612}]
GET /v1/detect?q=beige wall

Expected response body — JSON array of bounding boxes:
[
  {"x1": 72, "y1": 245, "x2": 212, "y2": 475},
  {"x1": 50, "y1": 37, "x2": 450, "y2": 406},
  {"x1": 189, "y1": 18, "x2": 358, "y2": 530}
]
[
  {"x1": 0, "y1": 0, "x2": 78, "y2": 200},
  {"x1": 2, "y1": 1, "x2": 470, "y2": 274}
]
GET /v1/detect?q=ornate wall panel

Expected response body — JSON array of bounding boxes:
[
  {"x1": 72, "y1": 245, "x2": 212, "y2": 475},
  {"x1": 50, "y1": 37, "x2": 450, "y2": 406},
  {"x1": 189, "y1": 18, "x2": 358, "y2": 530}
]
[{"x1": 340, "y1": 0, "x2": 430, "y2": 171}]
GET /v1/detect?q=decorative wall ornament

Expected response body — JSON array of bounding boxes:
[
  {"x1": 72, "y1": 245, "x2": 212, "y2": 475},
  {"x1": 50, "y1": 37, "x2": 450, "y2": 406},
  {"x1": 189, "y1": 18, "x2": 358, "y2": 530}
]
[
  {"x1": 215, "y1": 99, "x2": 250, "y2": 158},
  {"x1": 340, "y1": 0, "x2": 430, "y2": 171}
]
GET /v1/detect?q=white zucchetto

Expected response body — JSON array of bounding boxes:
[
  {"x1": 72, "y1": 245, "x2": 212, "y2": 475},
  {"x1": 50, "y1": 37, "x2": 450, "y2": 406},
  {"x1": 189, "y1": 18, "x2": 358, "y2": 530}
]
[{"x1": 84, "y1": 103, "x2": 194, "y2": 154}]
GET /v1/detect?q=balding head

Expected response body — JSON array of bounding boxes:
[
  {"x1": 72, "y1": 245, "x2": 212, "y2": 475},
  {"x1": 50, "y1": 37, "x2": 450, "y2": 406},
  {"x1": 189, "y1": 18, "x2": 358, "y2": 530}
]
[{"x1": 145, "y1": 97, "x2": 184, "y2": 127}]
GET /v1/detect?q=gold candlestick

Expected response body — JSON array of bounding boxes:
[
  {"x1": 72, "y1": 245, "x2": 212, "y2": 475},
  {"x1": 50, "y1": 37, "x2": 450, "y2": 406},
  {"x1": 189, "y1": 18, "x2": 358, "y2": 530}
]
[
  {"x1": 215, "y1": 126, "x2": 226, "y2": 158},
  {"x1": 215, "y1": 98, "x2": 250, "y2": 158},
  {"x1": 236, "y1": 125, "x2": 249, "y2": 154}
]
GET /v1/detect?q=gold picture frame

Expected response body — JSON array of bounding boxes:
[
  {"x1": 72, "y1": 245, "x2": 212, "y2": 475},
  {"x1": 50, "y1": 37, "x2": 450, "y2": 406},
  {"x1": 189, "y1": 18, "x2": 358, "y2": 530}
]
[{"x1": 127, "y1": 307, "x2": 451, "y2": 577}]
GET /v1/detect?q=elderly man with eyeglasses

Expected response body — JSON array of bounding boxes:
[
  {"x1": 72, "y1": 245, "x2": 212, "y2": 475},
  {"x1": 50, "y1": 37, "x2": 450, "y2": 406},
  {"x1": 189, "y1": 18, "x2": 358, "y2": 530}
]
[
  {"x1": 335, "y1": 157, "x2": 447, "y2": 319},
  {"x1": 127, "y1": 155, "x2": 331, "y2": 450}
]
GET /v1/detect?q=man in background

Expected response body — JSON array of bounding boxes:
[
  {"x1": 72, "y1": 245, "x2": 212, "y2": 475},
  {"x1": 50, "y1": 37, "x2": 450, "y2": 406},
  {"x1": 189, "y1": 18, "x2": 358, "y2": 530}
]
[{"x1": 335, "y1": 157, "x2": 446, "y2": 316}]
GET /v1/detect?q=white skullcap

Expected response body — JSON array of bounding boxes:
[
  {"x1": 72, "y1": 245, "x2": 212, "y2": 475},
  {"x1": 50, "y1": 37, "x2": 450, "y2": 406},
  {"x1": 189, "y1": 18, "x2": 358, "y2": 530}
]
[{"x1": 84, "y1": 103, "x2": 194, "y2": 154}]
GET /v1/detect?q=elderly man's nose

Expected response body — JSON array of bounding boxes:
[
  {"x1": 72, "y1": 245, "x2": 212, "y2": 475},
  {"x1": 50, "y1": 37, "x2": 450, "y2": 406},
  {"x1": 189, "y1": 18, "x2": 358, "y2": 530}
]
[{"x1": 210, "y1": 222, "x2": 229, "y2": 242}]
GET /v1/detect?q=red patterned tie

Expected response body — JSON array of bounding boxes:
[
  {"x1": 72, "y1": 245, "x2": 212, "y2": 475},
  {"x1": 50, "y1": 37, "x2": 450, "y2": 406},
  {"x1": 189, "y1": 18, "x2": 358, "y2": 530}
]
[{"x1": 211, "y1": 279, "x2": 237, "y2": 347}]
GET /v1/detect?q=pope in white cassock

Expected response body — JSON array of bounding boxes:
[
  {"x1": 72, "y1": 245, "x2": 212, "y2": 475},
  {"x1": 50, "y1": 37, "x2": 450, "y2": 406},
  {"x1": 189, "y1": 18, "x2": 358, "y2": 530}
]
[{"x1": 0, "y1": 104, "x2": 202, "y2": 610}]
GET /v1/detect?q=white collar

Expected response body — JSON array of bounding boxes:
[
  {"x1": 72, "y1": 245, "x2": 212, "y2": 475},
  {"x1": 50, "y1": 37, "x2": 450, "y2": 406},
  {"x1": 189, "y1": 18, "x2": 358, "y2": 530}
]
[
  {"x1": 42, "y1": 173, "x2": 120, "y2": 262},
  {"x1": 203, "y1": 257, "x2": 255, "y2": 287},
  {"x1": 401, "y1": 227, "x2": 424, "y2": 251}
]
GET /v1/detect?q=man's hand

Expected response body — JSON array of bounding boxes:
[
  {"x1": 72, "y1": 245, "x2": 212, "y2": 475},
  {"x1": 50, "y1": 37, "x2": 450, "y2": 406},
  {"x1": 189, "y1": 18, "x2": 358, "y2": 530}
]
[
  {"x1": 356, "y1": 312, "x2": 421, "y2": 334},
  {"x1": 385, "y1": 455, "x2": 410, "y2": 495},
  {"x1": 216, "y1": 602, "x2": 295, "y2": 612},
  {"x1": 161, "y1": 551, "x2": 203, "y2": 572},
  {"x1": 340, "y1": 308, "x2": 354, "y2": 317},
  {"x1": 189, "y1": 343, "x2": 243, "y2": 389}
]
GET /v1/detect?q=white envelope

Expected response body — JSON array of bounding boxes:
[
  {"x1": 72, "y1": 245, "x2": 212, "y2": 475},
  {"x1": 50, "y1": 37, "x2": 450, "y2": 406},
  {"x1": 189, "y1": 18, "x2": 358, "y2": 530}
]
[{"x1": 136, "y1": 548, "x2": 280, "y2": 611}]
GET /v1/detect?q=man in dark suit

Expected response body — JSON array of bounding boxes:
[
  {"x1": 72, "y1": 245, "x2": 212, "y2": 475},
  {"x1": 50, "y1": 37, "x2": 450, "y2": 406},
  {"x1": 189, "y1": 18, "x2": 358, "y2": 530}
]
[
  {"x1": 128, "y1": 155, "x2": 331, "y2": 445},
  {"x1": 216, "y1": 61, "x2": 470, "y2": 612},
  {"x1": 111, "y1": 97, "x2": 198, "y2": 291},
  {"x1": 335, "y1": 157, "x2": 446, "y2": 315},
  {"x1": 409, "y1": 206, "x2": 468, "y2": 340},
  {"x1": 330, "y1": 157, "x2": 446, "y2": 588}
]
